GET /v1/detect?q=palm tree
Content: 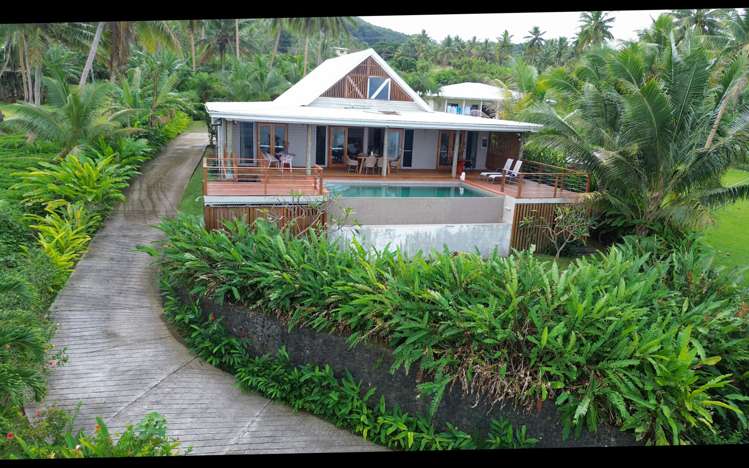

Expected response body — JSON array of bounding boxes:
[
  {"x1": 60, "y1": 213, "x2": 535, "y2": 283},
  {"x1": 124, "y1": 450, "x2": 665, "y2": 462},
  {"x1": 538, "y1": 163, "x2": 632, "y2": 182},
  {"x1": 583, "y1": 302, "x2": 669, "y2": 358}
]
[
  {"x1": 526, "y1": 40, "x2": 749, "y2": 237},
  {"x1": 288, "y1": 17, "x2": 353, "y2": 76},
  {"x1": 2, "y1": 78, "x2": 133, "y2": 156},
  {"x1": 672, "y1": 9, "x2": 727, "y2": 36},
  {"x1": 183, "y1": 20, "x2": 203, "y2": 72},
  {"x1": 104, "y1": 21, "x2": 181, "y2": 81},
  {"x1": 268, "y1": 18, "x2": 287, "y2": 71},
  {"x1": 199, "y1": 19, "x2": 234, "y2": 70},
  {"x1": 79, "y1": 22, "x2": 105, "y2": 87},
  {"x1": 575, "y1": 11, "x2": 615, "y2": 51},
  {"x1": 497, "y1": 30, "x2": 513, "y2": 65},
  {"x1": 524, "y1": 26, "x2": 546, "y2": 65},
  {"x1": 221, "y1": 56, "x2": 290, "y2": 101},
  {"x1": 1, "y1": 23, "x2": 89, "y2": 104},
  {"x1": 524, "y1": 26, "x2": 546, "y2": 49}
]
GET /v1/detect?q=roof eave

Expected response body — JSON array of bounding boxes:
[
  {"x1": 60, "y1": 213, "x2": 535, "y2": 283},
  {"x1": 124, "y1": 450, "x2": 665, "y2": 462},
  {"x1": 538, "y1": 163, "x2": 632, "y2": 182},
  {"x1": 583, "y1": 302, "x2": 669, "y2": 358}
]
[{"x1": 205, "y1": 108, "x2": 540, "y2": 133}]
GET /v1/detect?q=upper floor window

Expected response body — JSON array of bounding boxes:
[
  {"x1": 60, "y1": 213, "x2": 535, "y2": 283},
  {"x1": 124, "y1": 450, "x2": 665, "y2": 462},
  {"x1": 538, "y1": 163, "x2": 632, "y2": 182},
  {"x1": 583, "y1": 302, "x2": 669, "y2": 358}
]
[{"x1": 368, "y1": 76, "x2": 390, "y2": 100}]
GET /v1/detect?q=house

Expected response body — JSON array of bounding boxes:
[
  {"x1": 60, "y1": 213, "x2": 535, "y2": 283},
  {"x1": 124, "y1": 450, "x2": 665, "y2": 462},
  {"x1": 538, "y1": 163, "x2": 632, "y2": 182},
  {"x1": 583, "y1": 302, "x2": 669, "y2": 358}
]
[
  {"x1": 203, "y1": 48, "x2": 588, "y2": 256},
  {"x1": 206, "y1": 49, "x2": 538, "y2": 178},
  {"x1": 424, "y1": 82, "x2": 522, "y2": 119}
]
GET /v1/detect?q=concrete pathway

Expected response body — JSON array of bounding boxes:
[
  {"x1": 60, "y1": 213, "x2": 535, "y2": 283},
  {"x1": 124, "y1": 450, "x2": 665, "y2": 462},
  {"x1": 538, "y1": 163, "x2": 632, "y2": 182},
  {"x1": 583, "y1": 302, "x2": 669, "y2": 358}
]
[{"x1": 29, "y1": 131, "x2": 384, "y2": 454}]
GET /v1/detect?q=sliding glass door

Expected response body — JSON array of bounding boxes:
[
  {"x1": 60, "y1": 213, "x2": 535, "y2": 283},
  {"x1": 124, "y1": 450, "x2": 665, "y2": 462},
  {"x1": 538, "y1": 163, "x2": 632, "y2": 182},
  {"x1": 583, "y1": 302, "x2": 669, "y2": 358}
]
[
  {"x1": 257, "y1": 123, "x2": 287, "y2": 158},
  {"x1": 437, "y1": 130, "x2": 455, "y2": 169},
  {"x1": 385, "y1": 129, "x2": 403, "y2": 166},
  {"x1": 328, "y1": 127, "x2": 347, "y2": 167},
  {"x1": 239, "y1": 122, "x2": 255, "y2": 166}
]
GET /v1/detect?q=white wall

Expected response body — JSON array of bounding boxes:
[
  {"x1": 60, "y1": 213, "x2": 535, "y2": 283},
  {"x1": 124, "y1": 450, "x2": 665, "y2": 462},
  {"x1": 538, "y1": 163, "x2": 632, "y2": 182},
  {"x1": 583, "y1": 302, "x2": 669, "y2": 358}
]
[
  {"x1": 287, "y1": 123, "x2": 307, "y2": 166},
  {"x1": 407, "y1": 129, "x2": 438, "y2": 169},
  {"x1": 330, "y1": 223, "x2": 512, "y2": 257}
]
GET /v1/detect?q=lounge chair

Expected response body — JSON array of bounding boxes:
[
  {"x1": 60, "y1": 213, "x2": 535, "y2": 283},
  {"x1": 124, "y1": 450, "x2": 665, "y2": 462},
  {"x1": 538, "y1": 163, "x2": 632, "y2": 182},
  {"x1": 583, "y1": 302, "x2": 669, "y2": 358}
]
[
  {"x1": 480, "y1": 158, "x2": 514, "y2": 179},
  {"x1": 489, "y1": 160, "x2": 523, "y2": 184}
]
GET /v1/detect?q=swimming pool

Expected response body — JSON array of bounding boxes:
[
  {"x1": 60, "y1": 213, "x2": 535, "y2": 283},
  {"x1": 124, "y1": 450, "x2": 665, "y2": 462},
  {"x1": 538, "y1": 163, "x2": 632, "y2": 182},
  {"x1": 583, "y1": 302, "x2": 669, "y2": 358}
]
[{"x1": 325, "y1": 183, "x2": 491, "y2": 198}]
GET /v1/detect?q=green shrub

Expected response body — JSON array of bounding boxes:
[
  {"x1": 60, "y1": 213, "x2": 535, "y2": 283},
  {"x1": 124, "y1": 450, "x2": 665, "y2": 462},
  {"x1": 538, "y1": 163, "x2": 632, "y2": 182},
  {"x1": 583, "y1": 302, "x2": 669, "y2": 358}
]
[
  {"x1": 160, "y1": 286, "x2": 536, "y2": 451},
  {"x1": 27, "y1": 203, "x2": 99, "y2": 273},
  {"x1": 149, "y1": 216, "x2": 749, "y2": 445},
  {"x1": 162, "y1": 111, "x2": 191, "y2": 140},
  {"x1": 2, "y1": 409, "x2": 188, "y2": 458},
  {"x1": 12, "y1": 153, "x2": 129, "y2": 216}
]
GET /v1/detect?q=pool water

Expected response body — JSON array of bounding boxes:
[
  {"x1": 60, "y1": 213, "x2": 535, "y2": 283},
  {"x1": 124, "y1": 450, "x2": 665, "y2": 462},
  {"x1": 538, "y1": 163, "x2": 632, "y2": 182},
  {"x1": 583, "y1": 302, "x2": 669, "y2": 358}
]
[{"x1": 325, "y1": 183, "x2": 490, "y2": 198}]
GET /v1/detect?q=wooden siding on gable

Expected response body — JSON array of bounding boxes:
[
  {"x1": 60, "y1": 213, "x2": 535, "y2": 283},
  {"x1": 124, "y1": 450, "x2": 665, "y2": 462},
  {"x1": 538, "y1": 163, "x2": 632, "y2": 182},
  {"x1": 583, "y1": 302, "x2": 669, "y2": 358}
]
[{"x1": 322, "y1": 57, "x2": 412, "y2": 102}]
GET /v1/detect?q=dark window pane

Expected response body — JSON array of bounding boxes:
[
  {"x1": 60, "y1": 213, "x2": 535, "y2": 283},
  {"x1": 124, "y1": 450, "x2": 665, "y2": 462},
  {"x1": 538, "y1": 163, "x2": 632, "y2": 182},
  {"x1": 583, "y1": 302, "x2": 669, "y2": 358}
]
[
  {"x1": 239, "y1": 122, "x2": 254, "y2": 166},
  {"x1": 402, "y1": 129, "x2": 414, "y2": 167},
  {"x1": 315, "y1": 126, "x2": 326, "y2": 165},
  {"x1": 347, "y1": 127, "x2": 364, "y2": 156}
]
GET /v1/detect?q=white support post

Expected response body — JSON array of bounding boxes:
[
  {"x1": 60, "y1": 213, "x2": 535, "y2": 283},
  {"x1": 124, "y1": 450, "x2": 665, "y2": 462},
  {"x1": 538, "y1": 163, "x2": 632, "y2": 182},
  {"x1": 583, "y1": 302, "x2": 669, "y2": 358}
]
[
  {"x1": 306, "y1": 125, "x2": 313, "y2": 175},
  {"x1": 382, "y1": 129, "x2": 388, "y2": 177},
  {"x1": 451, "y1": 130, "x2": 460, "y2": 178}
]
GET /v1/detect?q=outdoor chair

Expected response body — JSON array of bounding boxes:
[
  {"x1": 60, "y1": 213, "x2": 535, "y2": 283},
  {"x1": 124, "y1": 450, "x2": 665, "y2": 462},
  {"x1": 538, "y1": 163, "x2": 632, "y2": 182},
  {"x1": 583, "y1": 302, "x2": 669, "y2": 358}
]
[
  {"x1": 261, "y1": 150, "x2": 280, "y2": 169},
  {"x1": 480, "y1": 158, "x2": 513, "y2": 179},
  {"x1": 346, "y1": 158, "x2": 359, "y2": 173},
  {"x1": 489, "y1": 159, "x2": 523, "y2": 184},
  {"x1": 388, "y1": 155, "x2": 401, "y2": 173},
  {"x1": 279, "y1": 153, "x2": 294, "y2": 172},
  {"x1": 363, "y1": 156, "x2": 377, "y2": 175}
]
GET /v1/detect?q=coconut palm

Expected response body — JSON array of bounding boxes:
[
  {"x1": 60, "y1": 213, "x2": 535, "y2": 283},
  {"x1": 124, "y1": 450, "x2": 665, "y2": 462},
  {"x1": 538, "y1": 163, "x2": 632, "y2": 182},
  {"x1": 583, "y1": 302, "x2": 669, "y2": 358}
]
[
  {"x1": 104, "y1": 21, "x2": 181, "y2": 81},
  {"x1": 287, "y1": 17, "x2": 353, "y2": 76},
  {"x1": 672, "y1": 9, "x2": 727, "y2": 36},
  {"x1": 2, "y1": 78, "x2": 133, "y2": 156},
  {"x1": 523, "y1": 26, "x2": 546, "y2": 65},
  {"x1": 268, "y1": 18, "x2": 288, "y2": 71},
  {"x1": 1, "y1": 23, "x2": 90, "y2": 104},
  {"x1": 526, "y1": 38, "x2": 749, "y2": 237},
  {"x1": 220, "y1": 56, "x2": 290, "y2": 101},
  {"x1": 575, "y1": 11, "x2": 615, "y2": 51},
  {"x1": 497, "y1": 30, "x2": 513, "y2": 65}
]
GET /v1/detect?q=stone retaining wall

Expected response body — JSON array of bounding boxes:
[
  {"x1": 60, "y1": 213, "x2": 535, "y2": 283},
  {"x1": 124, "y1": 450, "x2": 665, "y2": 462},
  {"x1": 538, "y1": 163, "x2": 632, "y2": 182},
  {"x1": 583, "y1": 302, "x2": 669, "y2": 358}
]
[{"x1": 190, "y1": 294, "x2": 637, "y2": 448}]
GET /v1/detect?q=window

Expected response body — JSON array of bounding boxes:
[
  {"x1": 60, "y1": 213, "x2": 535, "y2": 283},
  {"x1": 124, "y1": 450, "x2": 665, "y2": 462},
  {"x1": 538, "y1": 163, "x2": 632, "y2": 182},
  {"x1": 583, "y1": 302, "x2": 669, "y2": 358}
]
[
  {"x1": 368, "y1": 76, "x2": 390, "y2": 100},
  {"x1": 402, "y1": 129, "x2": 414, "y2": 168},
  {"x1": 315, "y1": 126, "x2": 327, "y2": 165},
  {"x1": 367, "y1": 128, "x2": 384, "y2": 155},
  {"x1": 465, "y1": 131, "x2": 478, "y2": 169},
  {"x1": 347, "y1": 127, "x2": 364, "y2": 156},
  {"x1": 239, "y1": 122, "x2": 254, "y2": 166}
]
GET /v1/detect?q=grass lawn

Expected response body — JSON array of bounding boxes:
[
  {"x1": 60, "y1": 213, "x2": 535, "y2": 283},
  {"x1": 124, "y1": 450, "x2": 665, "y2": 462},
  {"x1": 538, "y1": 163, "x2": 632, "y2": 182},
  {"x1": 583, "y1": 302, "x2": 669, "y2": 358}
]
[
  {"x1": 178, "y1": 162, "x2": 203, "y2": 217},
  {"x1": 0, "y1": 103, "x2": 15, "y2": 119},
  {"x1": 703, "y1": 168, "x2": 749, "y2": 285}
]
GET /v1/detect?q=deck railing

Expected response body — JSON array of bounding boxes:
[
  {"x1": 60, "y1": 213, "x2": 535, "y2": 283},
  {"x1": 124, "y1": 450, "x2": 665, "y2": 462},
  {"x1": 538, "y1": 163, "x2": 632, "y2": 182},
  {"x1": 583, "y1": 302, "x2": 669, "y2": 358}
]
[
  {"x1": 203, "y1": 155, "x2": 325, "y2": 197},
  {"x1": 492, "y1": 160, "x2": 590, "y2": 198}
]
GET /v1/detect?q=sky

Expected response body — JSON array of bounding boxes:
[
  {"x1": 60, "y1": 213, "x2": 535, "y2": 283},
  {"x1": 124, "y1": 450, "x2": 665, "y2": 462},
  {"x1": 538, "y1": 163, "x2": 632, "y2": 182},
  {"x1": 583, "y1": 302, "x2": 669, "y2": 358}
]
[{"x1": 360, "y1": 10, "x2": 672, "y2": 44}]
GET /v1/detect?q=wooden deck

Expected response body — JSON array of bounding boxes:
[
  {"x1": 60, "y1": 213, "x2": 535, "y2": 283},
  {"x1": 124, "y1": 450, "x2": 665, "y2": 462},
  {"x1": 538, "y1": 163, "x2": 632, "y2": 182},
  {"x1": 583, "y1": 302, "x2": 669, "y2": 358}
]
[{"x1": 204, "y1": 165, "x2": 587, "y2": 201}]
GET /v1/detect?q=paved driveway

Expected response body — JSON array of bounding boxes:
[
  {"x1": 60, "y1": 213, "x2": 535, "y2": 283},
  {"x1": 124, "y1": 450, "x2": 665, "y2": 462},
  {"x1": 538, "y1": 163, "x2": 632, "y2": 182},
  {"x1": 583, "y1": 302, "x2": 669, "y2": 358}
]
[{"x1": 29, "y1": 131, "x2": 384, "y2": 455}]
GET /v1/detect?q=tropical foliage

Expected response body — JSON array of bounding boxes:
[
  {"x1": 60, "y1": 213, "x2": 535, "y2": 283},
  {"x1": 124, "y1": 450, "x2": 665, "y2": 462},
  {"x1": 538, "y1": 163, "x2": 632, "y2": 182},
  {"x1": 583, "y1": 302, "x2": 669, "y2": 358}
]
[
  {"x1": 150, "y1": 216, "x2": 749, "y2": 445},
  {"x1": 525, "y1": 34, "x2": 749, "y2": 239},
  {"x1": 160, "y1": 278, "x2": 537, "y2": 451}
]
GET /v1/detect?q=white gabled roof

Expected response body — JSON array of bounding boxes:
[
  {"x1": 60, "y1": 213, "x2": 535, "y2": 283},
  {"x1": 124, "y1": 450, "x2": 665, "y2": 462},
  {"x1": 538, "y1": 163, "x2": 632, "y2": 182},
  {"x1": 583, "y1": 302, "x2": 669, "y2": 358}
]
[
  {"x1": 273, "y1": 48, "x2": 433, "y2": 112},
  {"x1": 205, "y1": 101, "x2": 540, "y2": 133},
  {"x1": 428, "y1": 82, "x2": 522, "y2": 101}
]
